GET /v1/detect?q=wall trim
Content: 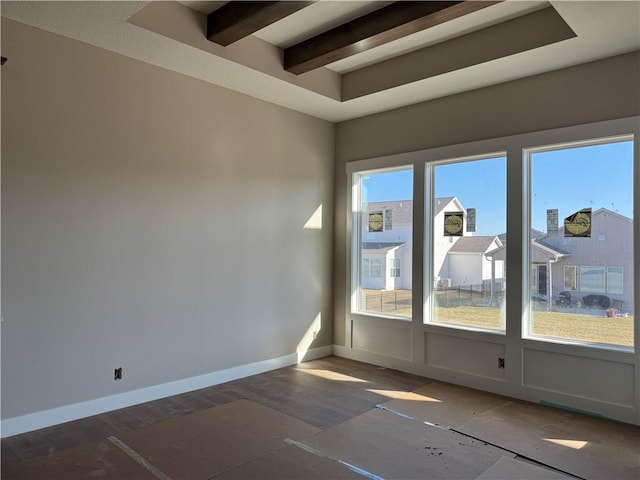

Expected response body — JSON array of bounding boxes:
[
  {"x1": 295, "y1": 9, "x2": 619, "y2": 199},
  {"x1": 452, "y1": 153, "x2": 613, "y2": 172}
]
[{"x1": 1, "y1": 345, "x2": 333, "y2": 438}]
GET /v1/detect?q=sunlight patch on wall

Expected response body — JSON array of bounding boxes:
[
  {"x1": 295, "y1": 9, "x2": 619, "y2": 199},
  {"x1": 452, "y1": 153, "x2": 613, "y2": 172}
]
[
  {"x1": 303, "y1": 205, "x2": 322, "y2": 229},
  {"x1": 296, "y1": 313, "x2": 322, "y2": 363}
]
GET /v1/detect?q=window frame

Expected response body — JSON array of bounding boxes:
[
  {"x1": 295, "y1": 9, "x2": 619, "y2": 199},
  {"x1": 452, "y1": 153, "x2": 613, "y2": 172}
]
[
  {"x1": 424, "y1": 153, "x2": 508, "y2": 334},
  {"x1": 523, "y1": 133, "x2": 635, "y2": 351},
  {"x1": 350, "y1": 165, "x2": 414, "y2": 321},
  {"x1": 345, "y1": 116, "x2": 636, "y2": 353}
]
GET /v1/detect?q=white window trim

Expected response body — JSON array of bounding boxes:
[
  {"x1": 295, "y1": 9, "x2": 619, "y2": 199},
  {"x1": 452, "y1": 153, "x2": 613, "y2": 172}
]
[
  {"x1": 523, "y1": 130, "x2": 635, "y2": 351},
  {"x1": 349, "y1": 166, "x2": 413, "y2": 321},
  {"x1": 425, "y1": 153, "x2": 508, "y2": 334},
  {"x1": 345, "y1": 116, "x2": 637, "y2": 354}
]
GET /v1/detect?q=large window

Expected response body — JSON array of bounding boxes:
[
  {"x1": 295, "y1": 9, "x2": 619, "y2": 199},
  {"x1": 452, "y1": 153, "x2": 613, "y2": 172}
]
[
  {"x1": 580, "y1": 266, "x2": 605, "y2": 294},
  {"x1": 352, "y1": 167, "x2": 413, "y2": 318},
  {"x1": 526, "y1": 137, "x2": 634, "y2": 348},
  {"x1": 427, "y1": 155, "x2": 507, "y2": 332}
]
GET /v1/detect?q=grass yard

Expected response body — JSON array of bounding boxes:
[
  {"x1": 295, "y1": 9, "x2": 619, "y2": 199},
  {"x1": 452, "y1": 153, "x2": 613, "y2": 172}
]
[
  {"x1": 530, "y1": 311, "x2": 633, "y2": 347},
  {"x1": 360, "y1": 289, "x2": 634, "y2": 347}
]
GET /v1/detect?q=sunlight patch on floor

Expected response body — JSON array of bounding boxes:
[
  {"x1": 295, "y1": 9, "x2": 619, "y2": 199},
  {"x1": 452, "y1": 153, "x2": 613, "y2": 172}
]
[
  {"x1": 543, "y1": 438, "x2": 588, "y2": 449},
  {"x1": 297, "y1": 368, "x2": 369, "y2": 383},
  {"x1": 366, "y1": 389, "x2": 442, "y2": 402}
]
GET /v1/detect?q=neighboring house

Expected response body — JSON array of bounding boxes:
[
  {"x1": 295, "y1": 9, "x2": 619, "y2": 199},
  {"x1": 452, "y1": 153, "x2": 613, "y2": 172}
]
[
  {"x1": 445, "y1": 236, "x2": 504, "y2": 289},
  {"x1": 487, "y1": 239, "x2": 568, "y2": 308},
  {"x1": 361, "y1": 197, "x2": 505, "y2": 292},
  {"x1": 360, "y1": 200, "x2": 413, "y2": 290},
  {"x1": 539, "y1": 208, "x2": 634, "y2": 312},
  {"x1": 488, "y1": 208, "x2": 634, "y2": 313},
  {"x1": 432, "y1": 197, "x2": 466, "y2": 287},
  {"x1": 361, "y1": 242, "x2": 404, "y2": 290}
]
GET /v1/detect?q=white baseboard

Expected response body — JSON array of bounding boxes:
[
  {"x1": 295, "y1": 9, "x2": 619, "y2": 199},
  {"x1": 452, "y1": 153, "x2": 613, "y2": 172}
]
[{"x1": 1, "y1": 345, "x2": 333, "y2": 438}]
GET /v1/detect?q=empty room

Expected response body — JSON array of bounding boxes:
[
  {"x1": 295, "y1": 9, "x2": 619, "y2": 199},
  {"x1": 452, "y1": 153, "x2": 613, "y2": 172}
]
[{"x1": 1, "y1": 1, "x2": 639, "y2": 479}]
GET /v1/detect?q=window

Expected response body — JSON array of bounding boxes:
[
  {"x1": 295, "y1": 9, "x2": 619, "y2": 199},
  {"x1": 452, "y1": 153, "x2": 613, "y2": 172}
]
[
  {"x1": 362, "y1": 258, "x2": 383, "y2": 278},
  {"x1": 526, "y1": 137, "x2": 634, "y2": 348},
  {"x1": 580, "y1": 266, "x2": 605, "y2": 293},
  {"x1": 362, "y1": 258, "x2": 371, "y2": 277},
  {"x1": 427, "y1": 155, "x2": 506, "y2": 331},
  {"x1": 564, "y1": 266, "x2": 578, "y2": 291},
  {"x1": 352, "y1": 167, "x2": 413, "y2": 318},
  {"x1": 607, "y1": 267, "x2": 623, "y2": 295},
  {"x1": 370, "y1": 258, "x2": 383, "y2": 277},
  {"x1": 390, "y1": 259, "x2": 401, "y2": 278}
]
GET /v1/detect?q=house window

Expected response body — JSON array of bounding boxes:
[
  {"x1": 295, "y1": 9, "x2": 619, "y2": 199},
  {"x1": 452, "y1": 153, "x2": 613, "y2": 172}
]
[
  {"x1": 426, "y1": 155, "x2": 506, "y2": 332},
  {"x1": 362, "y1": 258, "x2": 371, "y2": 277},
  {"x1": 526, "y1": 136, "x2": 634, "y2": 348},
  {"x1": 390, "y1": 259, "x2": 401, "y2": 277},
  {"x1": 580, "y1": 266, "x2": 605, "y2": 293},
  {"x1": 370, "y1": 258, "x2": 383, "y2": 277},
  {"x1": 362, "y1": 258, "x2": 383, "y2": 278},
  {"x1": 564, "y1": 266, "x2": 578, "y2": 290},
  {"x1": 607, "y1": 267, "x2": 623, "y2": 295},
  {"x1": 352, "y1": 166, "x2": 413, "y2": 319}
]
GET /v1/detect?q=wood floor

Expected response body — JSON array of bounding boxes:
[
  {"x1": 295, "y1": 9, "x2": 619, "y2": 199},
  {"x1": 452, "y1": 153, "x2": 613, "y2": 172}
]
[
  {"x1": 2, "y1": 356, "x2": 639, "y2": 479},
  {"x1": 1, "y1": 357, "x2": 426, "y2": 468}
]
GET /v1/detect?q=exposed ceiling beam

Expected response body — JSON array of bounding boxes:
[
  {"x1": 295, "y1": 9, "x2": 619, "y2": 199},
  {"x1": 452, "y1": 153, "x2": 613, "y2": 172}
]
[
  {"x1": 207, "y1": 1, "x2": 314, "y2": 46},
  {"x1": 284, "y1": 1, "x2": 500, "y2": 75}
]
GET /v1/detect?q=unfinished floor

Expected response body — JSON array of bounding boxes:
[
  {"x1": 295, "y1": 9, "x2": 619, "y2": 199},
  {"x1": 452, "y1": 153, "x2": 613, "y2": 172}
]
[{"x1": 2, "y1": 356, "x2": 639, "y2": 480}]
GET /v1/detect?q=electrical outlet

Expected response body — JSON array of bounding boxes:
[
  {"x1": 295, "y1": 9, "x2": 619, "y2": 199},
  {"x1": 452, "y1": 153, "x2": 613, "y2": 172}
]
[
  {"x1": 114, "y1": 367, "x2": 123, "y2": 380},
  {"x1": 498, "y1": 358, "x2": 505, "y2": 369}
]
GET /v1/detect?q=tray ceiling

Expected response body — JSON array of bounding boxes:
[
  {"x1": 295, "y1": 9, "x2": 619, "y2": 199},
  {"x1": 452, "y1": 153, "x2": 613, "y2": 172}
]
[{"x1": 2, "y1": 1, "x2": 639, "y2": 122}]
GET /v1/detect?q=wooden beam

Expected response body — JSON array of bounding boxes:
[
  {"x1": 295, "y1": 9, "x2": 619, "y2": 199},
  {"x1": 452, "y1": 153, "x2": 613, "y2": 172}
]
[
  {"x1": 284, "y1": 1, "x2": 500, "y2": 75},
  {"x1": 207, "y1": 1, "x2": 313, "y2": 46}
]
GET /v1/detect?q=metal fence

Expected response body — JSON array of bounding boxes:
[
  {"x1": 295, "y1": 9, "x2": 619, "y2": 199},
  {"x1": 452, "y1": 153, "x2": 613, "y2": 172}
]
[
  {"x1": 360, "y1": 289, "x2": 412, "y2": 315},
  {"x1": 359, "y1": 284, "x2": 505, "y2": 315},
  {"x1": 434, "y1": 284, "x2": 503, "y2": 307}
]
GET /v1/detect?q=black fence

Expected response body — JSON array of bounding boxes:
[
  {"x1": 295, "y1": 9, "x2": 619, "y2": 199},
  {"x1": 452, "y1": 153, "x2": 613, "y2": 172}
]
[
  {"x1": 360, "y1": 284, "x2": 504, "y2": 314},
  {"x1": 360, "y1": 289, "x2": 412, "y2": 314},
  {"x1": 434, "y1": 284, "x2": 503, "y2": 307}
]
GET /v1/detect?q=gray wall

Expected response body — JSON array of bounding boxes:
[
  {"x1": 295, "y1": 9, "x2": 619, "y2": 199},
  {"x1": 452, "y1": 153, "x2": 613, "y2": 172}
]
[
  {"x1": 1, "y1": 19, "x2": 335, "y2": 420},
  {"x1": 334, "y1": 51, "x2": 640, "y2": 346}
]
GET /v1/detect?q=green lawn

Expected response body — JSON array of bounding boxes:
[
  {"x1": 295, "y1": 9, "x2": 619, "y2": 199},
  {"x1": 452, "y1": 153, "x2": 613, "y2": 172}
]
[{"x1": 361, "y1": 289, "x2": 634, "y2": 347}]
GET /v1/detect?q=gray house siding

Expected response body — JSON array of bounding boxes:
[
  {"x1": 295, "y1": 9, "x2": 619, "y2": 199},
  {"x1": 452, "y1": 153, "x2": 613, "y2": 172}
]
[{"x1": 540, "y1": 209, "x2": 634, "y2": 312}]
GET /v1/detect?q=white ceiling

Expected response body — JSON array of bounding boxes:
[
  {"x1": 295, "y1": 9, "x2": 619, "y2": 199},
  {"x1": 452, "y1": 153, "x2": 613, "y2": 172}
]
[{"x1": 2, "y1": 1, "x2": 639, "y2": 122}]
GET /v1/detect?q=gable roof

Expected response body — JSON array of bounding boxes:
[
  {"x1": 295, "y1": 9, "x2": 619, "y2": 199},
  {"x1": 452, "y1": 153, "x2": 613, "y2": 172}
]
[
  {"x1": 362, "y1": 242, "x2": 404, "y2": 253},
  {"x1": 364, "y1": 200, "x2": 412, "y2": 225},
  {"x1": 448, "y1": 236, "x2": 501, "y2": 253},
  {"x1": 485, "y1": 238, "x2": 568, "y2": 262},
  {"x1": 434, "y1": 197, "x2": 457, "y2": 216},
  {"x1": 364, "y1": 197, "x2": 463, "y2": 227},
  {"x1": 498, "y1": 228, "x2": 545, "y2": 244}
]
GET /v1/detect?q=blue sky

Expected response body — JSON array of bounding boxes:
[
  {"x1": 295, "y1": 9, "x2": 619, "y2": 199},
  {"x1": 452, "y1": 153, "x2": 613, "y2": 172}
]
[
  {"x1": 361, "y1": 140, "x2": 634, "y2": 236},
  {"x1": 530, "y1": 141, "x2": 633, "y2": 232}
]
